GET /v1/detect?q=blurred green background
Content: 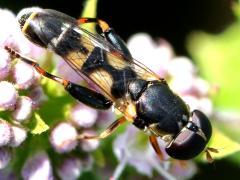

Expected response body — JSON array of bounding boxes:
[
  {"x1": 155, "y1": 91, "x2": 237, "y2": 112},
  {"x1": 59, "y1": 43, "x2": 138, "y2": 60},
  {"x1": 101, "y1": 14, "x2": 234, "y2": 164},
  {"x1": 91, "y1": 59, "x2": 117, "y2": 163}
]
[{"x1": 1, "y1": 0, "x2": 240, "y2": 179}]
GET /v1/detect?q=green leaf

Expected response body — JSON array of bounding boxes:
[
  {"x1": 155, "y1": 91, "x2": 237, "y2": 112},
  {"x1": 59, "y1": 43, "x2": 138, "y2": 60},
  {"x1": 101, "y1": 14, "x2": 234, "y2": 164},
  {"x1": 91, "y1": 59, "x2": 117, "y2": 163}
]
[
  {"x1": 41, "y1": 72, "x2": 66, "y2": 97},
  {"x1": 28, "y1": 113, "x2": 49, "y2": 134},
  {"x1": 81, "y1": 0, "x2": 98, "y2": 17},
  {"x1": 81, "y1": 0, "x2": 98, "y2": 32},
  {"x1": 232, "y1": 2, "x2": 240, "y2": 20},
  {"x1": 92, "y1": 149, "x2": 105, "y2": 167},
  {"x1": 187, "y1": 23, "x2": 240, "y2": 111},
  {"x1": 200, "y1": 128, "x2": 240, "y2": 161}
]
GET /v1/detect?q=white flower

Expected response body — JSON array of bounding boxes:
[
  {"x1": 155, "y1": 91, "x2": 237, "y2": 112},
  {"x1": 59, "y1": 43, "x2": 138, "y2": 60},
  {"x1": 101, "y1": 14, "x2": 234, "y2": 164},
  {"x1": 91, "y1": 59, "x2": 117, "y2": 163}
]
[
  {"x1": 71, "y1": 103, "x2": 98, "y2": 128},
  {"x1": 0, "y1": 81, "x2": 18, "y2": 110},
  {"x1": 128, "y1": 33, "x2": 173, "y2": 77},
  {"x1": 12, "y1": 96, "x2": 32, "y2": 122},
  {"x1": 0, "y1": 120, "x2": 11, "y2": 147},
  {"x1": 9, "y1": 126, "x2": 27, "y2": 147},
  {"x1": 57, "y1": 157, "x2": 82, "y2": 180},
  {"x1": 21, "y1": 152, "x2": 53, "y2": 180},
  {"x1": 0, "y1": 147, "x2": 11, "y2": 169},
  {"x1": 50, "y1": 122, "x2": 78, "y2": 153},
  {"x1": 13, "y1": 61, "x2": 36, "y2": 89}
]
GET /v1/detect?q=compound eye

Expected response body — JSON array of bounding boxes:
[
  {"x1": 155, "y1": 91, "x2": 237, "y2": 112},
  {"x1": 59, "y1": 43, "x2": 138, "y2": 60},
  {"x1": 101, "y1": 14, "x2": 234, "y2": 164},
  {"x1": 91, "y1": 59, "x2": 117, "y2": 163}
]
[
  {"x1": 191, "y1": 110, "x2": 212, "y2": 141},
  {"x1": 165, "y1": 110, "x2": 212, "y2": 160},
  {"x1": 165, "y1": 128, "x2": 206, "y2": 160}
]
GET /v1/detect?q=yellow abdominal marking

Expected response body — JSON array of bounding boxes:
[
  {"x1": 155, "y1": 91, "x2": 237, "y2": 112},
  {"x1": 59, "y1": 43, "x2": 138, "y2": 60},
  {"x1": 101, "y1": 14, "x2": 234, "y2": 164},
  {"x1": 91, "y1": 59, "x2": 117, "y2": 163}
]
[
  {"x1": 66, "y1": 35, "x2": 95, "y2": 70},
  {"x1": 22, "y1": 12, "x2": 38, "y2": 33},
  {"x1": 106, "y1": 53, "x2": 128, "y2": 70},
  {"x1": 66, "y1": 52, "x2": 87, "y2": 70}
]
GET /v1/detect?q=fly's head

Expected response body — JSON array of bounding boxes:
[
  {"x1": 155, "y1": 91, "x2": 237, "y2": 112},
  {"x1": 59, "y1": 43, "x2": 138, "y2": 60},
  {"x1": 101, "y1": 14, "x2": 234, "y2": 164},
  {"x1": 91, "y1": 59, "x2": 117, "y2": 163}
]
[{"x1": 165, "y1": 110, "x2": 212, "y2": 160}]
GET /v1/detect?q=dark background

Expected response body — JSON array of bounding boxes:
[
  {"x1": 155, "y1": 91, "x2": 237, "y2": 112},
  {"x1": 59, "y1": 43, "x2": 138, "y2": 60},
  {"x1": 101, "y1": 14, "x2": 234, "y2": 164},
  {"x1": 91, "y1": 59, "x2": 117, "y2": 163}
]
[
  {"x1": 0, "y1": 0, "x2": 238, "y2": 179},
  {"x1": 0, "y1": 0, "x2": 235, "y2": 55}
]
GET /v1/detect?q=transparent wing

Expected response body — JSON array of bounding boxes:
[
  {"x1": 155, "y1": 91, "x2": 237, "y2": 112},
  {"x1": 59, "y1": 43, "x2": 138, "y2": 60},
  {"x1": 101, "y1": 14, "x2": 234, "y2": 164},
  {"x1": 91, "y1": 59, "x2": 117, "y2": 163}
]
[
  {"x1": 34, "y1": 9, "x2": 160, "y2": 99},
  {"x1": 66, "y1": 28, "x2": 159, "y2": 101},
  {"x1": 80, "y1": 28, "x2": 160, "y2": 80},
  {"x1": 61, "y1": 26, "x2": 160, "y2": 101}
]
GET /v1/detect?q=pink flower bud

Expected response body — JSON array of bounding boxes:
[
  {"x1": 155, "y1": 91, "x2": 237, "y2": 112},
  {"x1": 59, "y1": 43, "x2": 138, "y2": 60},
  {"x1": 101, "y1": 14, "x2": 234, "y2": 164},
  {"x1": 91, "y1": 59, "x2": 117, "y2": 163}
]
[
  {"x1": 57, "y1": 157, "x2": 82, "y2": 180},
  {"x1": 0, "y1": 120, "x2": 11, "y2": 146},
  {"x1": 0, "y1": 9, "x2": 18, "y2": 46},
  {"x1": 12, "y1": 96, "x2": 32, "y2": 122},
  {"x1": 13, "y1": 61, "x2": 35, "y2": 89},
  {"x1": 0, "y1": 81, "x2": 18, "y2": 110},
  {"x1": 170, "y1": 75, "x2": 195, "y2": 95},
  {"x1": 0, "y1": 48, "x2": 10, "y2": 80},
  {"x1": 193, "y1": 78, "x2": 210, "y2": 96},
  {"x1": 167, "y1": 57, "x2": 196, "y2": 77},
  {"x1": 21, "y1": 152, "x2": 53, "y2": 180},
  {"x1": 29, "y1": 86, "x2": 47, "y2": 108},
  {"x1": 127, "y1": 33, "x2": 173, "y2": 77},
  {"x1": 0, "y1": 147, "x2": 11, "y2": 169},
  {"x1": 71, "y1": 104, "x2": 98, "y2": 128},
  {"x1": 9, "y1": 126, "x2": 27, "y2": 147},
  {"x1": 182, "y1": 95, "x2": 199, "y2": 112},
  {"x1": 50, "y1": 122, "x2": 78, "y2": 153},
  {"x1": 198, "y1": 97, "x2": 213, "y2": 116}
]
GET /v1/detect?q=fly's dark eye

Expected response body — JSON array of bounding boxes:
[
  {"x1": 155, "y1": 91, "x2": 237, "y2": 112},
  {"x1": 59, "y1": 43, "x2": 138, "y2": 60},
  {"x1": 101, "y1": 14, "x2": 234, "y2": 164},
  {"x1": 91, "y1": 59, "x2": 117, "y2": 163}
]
[
  {"x1": 165, "y1": 128, "x2": 205, "y2": 160},
  {"x1": 191, "y1": 110, "x2": 212, "y2": 141},
  {"x1": 165, "y1": 110, "x2": 212, "y2": 160}
]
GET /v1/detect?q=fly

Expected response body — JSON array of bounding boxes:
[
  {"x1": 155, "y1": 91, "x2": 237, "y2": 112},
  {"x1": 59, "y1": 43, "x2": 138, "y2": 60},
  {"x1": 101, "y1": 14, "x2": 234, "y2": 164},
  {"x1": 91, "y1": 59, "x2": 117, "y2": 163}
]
[{"x1": 5, "y1": 7, "x2": 217, "y2": 161}]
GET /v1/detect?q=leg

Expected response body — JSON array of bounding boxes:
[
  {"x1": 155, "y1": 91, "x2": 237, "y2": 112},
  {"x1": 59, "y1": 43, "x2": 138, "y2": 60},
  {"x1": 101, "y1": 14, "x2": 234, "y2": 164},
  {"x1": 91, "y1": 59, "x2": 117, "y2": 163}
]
[
  {"x1": 5, "y1": 46, "x2": 112, "y2": 110},
  {"x1": 78, "y1": 116, "x2": 126, "y2": 140},
  {"x1": 78, "y1": 18, "x2": 132, "y2": 60},
  {"x1": 149, "y1": 135, "x2": 164, "y2": 161}
]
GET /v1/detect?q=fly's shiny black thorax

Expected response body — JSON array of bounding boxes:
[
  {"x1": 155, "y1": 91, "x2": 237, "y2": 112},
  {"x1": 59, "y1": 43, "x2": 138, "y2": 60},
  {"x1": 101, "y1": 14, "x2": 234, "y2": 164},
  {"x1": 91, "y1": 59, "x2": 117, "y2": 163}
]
[{"x1": 129, "y1": 80, "x2": 190, "y2": 136}]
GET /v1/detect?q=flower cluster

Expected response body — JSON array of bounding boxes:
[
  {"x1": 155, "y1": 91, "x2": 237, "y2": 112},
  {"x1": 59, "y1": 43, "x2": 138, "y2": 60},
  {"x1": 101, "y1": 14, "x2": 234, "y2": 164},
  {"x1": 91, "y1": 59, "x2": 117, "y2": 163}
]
[
  {"x1": 49, "y1": 104, "x2": 113, "y2": 155},
  {"x1": 47, "y1": 103, "x2": 115, "y2": 179},
  {"x1": 0, "y1": 8, "x2": 46, "y2": 174}
]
